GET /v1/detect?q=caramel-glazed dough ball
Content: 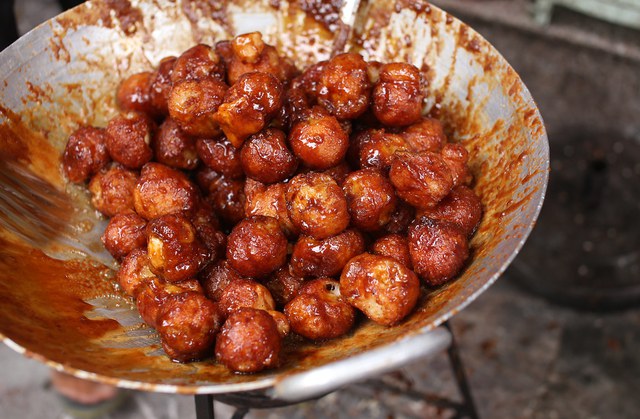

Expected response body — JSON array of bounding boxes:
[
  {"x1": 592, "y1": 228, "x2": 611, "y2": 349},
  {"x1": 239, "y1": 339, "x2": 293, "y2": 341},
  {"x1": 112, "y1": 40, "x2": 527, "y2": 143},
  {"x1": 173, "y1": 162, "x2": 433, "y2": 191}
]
[
  {"x1": 359, "y1": 129, "x2": 412, "y2": 172},
  {"x1": 149, "y1": 56, "x2": 176, "y2": 116},
  {"x1": 213, "y1": 71, "x2": 284, "y2": 148},
  {"x1": 340, "y1": 253, "x2": 420, "y2": 326},
  {"x1": 217, "y1": 278, "x2": 276, "y2": 319},
  {"x1": 62, "y1": 126, "x2": 111, "y2": 183},
  {"x1": 401, "y1": 117, "x2": 446, "y2": 153},
  {"x1": 226, "y1": 215, "x2": 287, "y2": 278},
  {"x1": 116, "y1": 71, "x2": 155, "y2": 116},
  {"x1": 170, "y1": 44, "x2": 225, "y2": 84},
  {"x1": 317, "y1": 52, "x2": 371, "y2": 120},
  {"x1": 288, "y1": 106, "x2": 349, "y2": 170},
  {"x1": 153, "y1": 118, "x2": 199, "y2": 170},
  {"x1": 202, "y1": 173, "x2": 246, "y2": 226},
  {"x1": 146, "y1": 213, "x2": 210, "y2": 283},
  {"x1": 285, "y1": 172, "x2": 350, "y2": 239},
  {"x1": 116, "y1": 248, "x2": 156, "y2": 297},
  {"x1": 342, "y1": 169, "x2": 397, "y2": 232},
  {"x1": 408, "y1": 217, "x2": 469, "y2": 286},
  {"x1": 133, "y1": 162, "x2": 199, "y2": 220},
  {"x1": 216, "y1": 32, "x2": 297, "y2": 85},
  {"x1": 291, "y1": 229, "x2": 365, "y2": 278},
  {"x1": 418, "y1": 186, "x2": 483, "y2": 237},
  {"x1": 105, "y1": 112, "x2": 155, "y2": 169},
  {"x1": 284, "y1": 278, "x2": 355, "y2": 340},
  {"x1": 215, "y1": 307, "x2": 281, "y2": 373},
  {"x1": 265, "y1": 264, "x2": 306, "y2": 307},
  {"x1": 168, "y1": 78, "x2": 228, "y2": 138},
  {"x1": 371, "y1": 234, "x2": 412, "y2": 269},
  {"x1": 157, "y1": 292, "x2": 221, "y2": 362},
  {"x1": 241, "y1": 128, "x2": 298, "y2": 183},
  {"x1": 372, "y1": 62, "x2": 423, "y2": 127},
  {"x1": 244, "y1": 180, "x2": 298, "y2": 238},
  {"x1": 198, "y1": 259, "x2": 244, "y2": 302},
  {"x1": 88, "y1": 164, "x2": 137, "y2": 217},
  {"x1": 441, "y1": 143, "x2": 472, "y2": 187},
  {"x1": 389, "y1": 151, "x2": 454, "y2": 209},
  {"x1": 101, "y1": 212, "x2": 147, "y2": 261},
  {"x1": 197, "y1": 137, "x2": 244, "y2": 179},
  {"x1": 136, "y1": 277, "x2": 203, "y2": 328}
]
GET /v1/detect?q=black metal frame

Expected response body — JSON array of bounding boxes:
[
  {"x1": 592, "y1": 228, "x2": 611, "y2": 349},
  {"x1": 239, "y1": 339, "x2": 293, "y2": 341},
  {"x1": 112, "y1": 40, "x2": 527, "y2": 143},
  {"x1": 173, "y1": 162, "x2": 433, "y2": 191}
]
[{"x1": 195, "y1": 321, "x2": 479, "y2": 419}]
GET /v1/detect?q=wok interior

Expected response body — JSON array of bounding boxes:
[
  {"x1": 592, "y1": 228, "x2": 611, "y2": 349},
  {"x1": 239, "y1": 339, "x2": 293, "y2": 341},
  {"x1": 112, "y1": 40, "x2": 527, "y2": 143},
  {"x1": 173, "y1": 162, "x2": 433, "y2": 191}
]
[{"x1": 0, "y1": 0, "x2": 547, "y2": 393}]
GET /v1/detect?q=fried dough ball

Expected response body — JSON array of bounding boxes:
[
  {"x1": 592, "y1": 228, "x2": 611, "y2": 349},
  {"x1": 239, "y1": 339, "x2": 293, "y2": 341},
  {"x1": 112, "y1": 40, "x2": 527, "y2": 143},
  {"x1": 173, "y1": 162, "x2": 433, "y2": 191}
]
[
  {"x1": 196, "y1": 137, "x2": 243, "y2": 179},
  {"x1": 317, "y1": 52, "x2": 370, "y2": 120},
  {"x1": 217, "y1": 279, "x2": 276, "y2": 318},
  {"x1": 359, "y1": 129, "x2": 411, "y2": 172},
  {"x1": 101, "y1": 212, "x2": 147, "y2": 261},
  {"x1": 215, "y1": 307, "x2": 281, "y2": 373},
  {"x1": 133, "y1": 162, "x2": 199, "y2": 220},
  {"x1": 265, "y1": 264, "x2": 306, "y2": 307},
  {"x1": 105, "y1": 112, "x2": 155, "y2": 169},
  {"x1": 441, "y1": 143, "x2": 472, "y2": 187},
  {"x1": 401, "y1": 117, "x2": 446, "y2": 152},
  {"x1": 216, "y1": 32, "x2": 297, "y2": 85},
  {"x1": 342, "y1": 169, "x2": 397, "y2": 231},
  {"x1": 383, "y1": 201, "x2": 415, "y2": 235},
  {"x1": 149, "y1": 56, "x2": 176, "y2": 116},
  {"x1": 340, "y1": 253, "x2": 420, "y2": 326},
  {"x1": 372, "y1": 62, "x2": 423, "y2": 127},
  {"x1": 157, "y1": 292, "x2": 221, "y2": 362},
  {"x1": 88, "y1": 164, "x2": 137, "y2": 217},
  {"x1": 288, "y1": 106, "x2": 349, "y2": 170},
  {"x1": 116, "y1": 71, "x2": 155, "y2": 116},
  {"x1": 168, "y1": 78, "x2": 228, "y2": 138},
  {"x1": 62, "y1": 126, "x2": 111, "y2": 183},
  {"x1": 284, "y1": 278, "x2": 355, "y2": 340},
  {"x1": 198, "y1": 259, "x2": 244, "y2": 302},
  {"x1": 153, "y1": 118, "x2": 199, "y2": 170},
  {"x1": 213, "y1": 71, "x2": 284, "y2": 148},
  {"x1": 146, "y1": 213, "x2": 210, "y2": 282},
  {"x1": 371, "y1": 233, "x2": 412, "y2": 269},
  {"x1": 408, "y1": 217, "x2": 469, "y2": 286},
  {"x1": 417, "y1": 186, "x2": 483, "y2": 237},
  {"x1": 116, "y1": 248, "x2": 156, "y2": 297},
  {"x1": 389, "y1": 151, "x2": 454, "y2": 209},
  {"x1": 244, "y1": 180, "x2": 298, "y2": 238},
  {"x1": 203, "y1": 174, "x2": 246, "y2": 226},
  {"x1": 241, "y1": 128, "x2": 298, "y2": 183},
  {"x1": 226, "y1": 215, "x2": 287, "y2": 277},
  {"x1": 291, "y1": 229, "x2": 365, "y2": 278},
  {"x1": 285, "y1": 172, "x2": 350, "y2": 239},
  {"x1": 170, "y1": 44, "x2": 225, "y2": 83},
  {"x1": 267, "y1": 310, "x2": 291, "y2": 337},
  {"x1": 136, "y1": 277, "x2": 203, "y2": 328}
]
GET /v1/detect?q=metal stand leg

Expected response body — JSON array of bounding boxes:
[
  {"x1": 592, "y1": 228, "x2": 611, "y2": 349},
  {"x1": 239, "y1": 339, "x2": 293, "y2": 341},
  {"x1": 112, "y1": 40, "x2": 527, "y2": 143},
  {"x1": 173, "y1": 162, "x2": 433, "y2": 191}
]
[
  {"x1": 195, "y1": 394, "x2": 215, "y2": 419},
  {"x1": 445, "y1": 321, "x2": 480, "y2": 419}
]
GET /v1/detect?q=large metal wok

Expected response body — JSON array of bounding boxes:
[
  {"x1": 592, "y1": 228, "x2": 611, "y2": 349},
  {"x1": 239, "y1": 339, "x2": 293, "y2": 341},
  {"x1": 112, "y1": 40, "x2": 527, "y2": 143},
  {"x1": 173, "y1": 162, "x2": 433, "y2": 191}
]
[{"x1": 0, "y1": 0, "x2": 548, "y2": 403}]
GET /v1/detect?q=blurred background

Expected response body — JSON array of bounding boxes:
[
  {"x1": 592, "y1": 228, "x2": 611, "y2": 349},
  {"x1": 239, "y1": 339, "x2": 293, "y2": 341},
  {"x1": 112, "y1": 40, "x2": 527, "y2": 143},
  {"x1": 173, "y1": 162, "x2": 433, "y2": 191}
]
[{"x1": 1, "y1": 0, "x2": 639, "y2": 418}]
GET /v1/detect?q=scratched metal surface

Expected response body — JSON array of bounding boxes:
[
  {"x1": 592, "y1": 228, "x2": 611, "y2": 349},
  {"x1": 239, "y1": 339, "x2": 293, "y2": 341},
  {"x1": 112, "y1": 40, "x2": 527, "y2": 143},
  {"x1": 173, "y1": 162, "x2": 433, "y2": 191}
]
[{"x1": 0, "y1": 0, "x2": 548, "y2": 395}]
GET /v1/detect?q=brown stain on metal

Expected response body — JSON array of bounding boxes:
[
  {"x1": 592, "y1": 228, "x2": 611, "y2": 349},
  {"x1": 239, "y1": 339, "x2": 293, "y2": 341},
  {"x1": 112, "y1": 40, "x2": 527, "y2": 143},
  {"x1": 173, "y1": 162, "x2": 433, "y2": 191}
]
[
  {"x1": 297, "y1": 0, "x2": 343, "y2": 32},
  {"x1": 0, "y1": 105, "x2": 64, "y2": 187},
  {"x1": 181, "y1": 0, "x2": 232, "y2": 42}
]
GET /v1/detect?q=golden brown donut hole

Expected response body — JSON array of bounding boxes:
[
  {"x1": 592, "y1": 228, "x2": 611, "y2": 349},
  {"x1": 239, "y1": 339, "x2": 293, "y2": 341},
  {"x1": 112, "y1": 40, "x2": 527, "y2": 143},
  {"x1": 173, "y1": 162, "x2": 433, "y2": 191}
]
[
  {"x1": 371, "y1": 233, "x2": 412, "y2": 269},
  {"x1": 217, "y1": 278, "x2": 276, "y2": 319},
  {"x1": 241, "y1": 128, "x2": 298, "y2": 183},
  {"x1": 342, "y1": 169, "x2": 397, "y2": 232},
  {"x1": 88, "y1": 164, "x2": 138, "y2": 217},
  {"x1": 149, "y1": 56, "x2": 176, "y2": 117},
  {"x1": 116, "y1": 248, "x2": 157, "y2": 297},
  {"x1": 116, "y1": 71, "x2": 155, "y2": 117},
  {"x1": 389, "y1": 151, "x2": 454, "y2": 209},
  {"x1": 62, "y1": 126, "x2": 111, "y2": 184},
  {"x1": 215, "y1": 307, "x2": 281, "y2": 373},
  {"x1": 284, "y1": 278, "x2": 356, "y2": 340},
  {"x1": 317, "y1": 52, "x2": 371, "y2": 120},
  {"x1": 340, "y1": 253, "x2": 420, "y2": 326},
  {"x1": 226, "y1": 215, "x2": 288, "y2": 278},
  {"x1": 417, "y1": 185, "x2": 483, "y2": 238},
  {"x1": 153, "y1": 118, "x2": 199, "y2": 170},
  {"x1": 101, "y1": 212, "x2": 147, "y2": 261},
  {"x1": 168, "y1": 78, "x2": 228, "y2": 138},
  {"x1": 105, "y1": 112, "x2": 155, "y2": 170},
  {"x1": 170, "y1": 44, "x2": 225, "y2": 84},
  {"x1": 290, "y1": 229, "x2": 365, "y2": 278},
  {"x1": 196, "y1": 137, "x2": 244, "y2": 179},
  {"x1": 372, "y1": 62, "x2": 424, "y2": 127}
]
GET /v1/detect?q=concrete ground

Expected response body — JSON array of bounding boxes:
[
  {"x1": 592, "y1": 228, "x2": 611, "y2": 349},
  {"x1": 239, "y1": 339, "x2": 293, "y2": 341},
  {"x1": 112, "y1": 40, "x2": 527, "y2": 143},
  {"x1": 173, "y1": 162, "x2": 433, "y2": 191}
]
[{"x1": 3, "y1": 275, "x2": 640, "y2": 419}]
